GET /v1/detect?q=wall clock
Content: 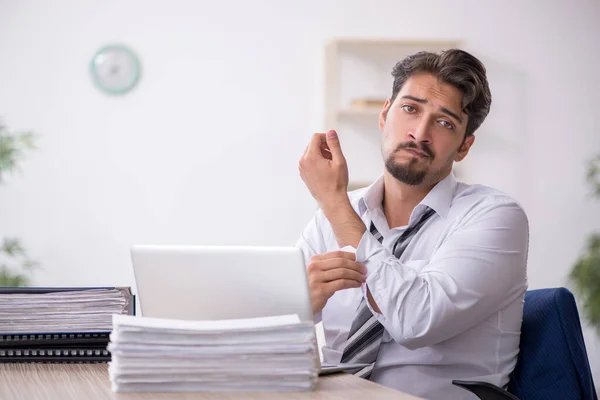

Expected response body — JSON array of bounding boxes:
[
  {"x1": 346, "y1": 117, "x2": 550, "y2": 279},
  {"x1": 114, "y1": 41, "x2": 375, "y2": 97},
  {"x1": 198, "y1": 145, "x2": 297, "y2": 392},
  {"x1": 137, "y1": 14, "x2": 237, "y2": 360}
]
[{"x1": 90, "y1": 44, "x2": 141, "y2": 95}]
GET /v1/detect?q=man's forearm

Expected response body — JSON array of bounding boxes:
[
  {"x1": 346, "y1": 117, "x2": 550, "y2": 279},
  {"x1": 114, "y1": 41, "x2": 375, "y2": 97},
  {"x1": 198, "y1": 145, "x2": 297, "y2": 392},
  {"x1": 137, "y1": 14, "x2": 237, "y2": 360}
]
[
  {"x1": 322, "y1": 199, "x2": 381, "y2": 312},
  {"x1": 321, "y1": 198, "x2": 366, "y2": 249}
]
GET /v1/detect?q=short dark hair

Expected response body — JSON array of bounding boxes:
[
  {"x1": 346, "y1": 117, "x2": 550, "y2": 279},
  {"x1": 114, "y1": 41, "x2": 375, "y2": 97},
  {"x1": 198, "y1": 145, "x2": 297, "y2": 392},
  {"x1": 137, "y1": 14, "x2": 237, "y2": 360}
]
[{"x1": 389, "y1": 49, "x2": 491, "y2": 137}]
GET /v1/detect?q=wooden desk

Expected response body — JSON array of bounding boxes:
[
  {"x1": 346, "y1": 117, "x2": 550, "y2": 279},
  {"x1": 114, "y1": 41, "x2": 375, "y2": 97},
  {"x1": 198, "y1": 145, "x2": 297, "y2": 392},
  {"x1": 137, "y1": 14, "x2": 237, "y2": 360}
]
[{"x1": 0, "y1": 364, "x2": 422, "y2": 400}]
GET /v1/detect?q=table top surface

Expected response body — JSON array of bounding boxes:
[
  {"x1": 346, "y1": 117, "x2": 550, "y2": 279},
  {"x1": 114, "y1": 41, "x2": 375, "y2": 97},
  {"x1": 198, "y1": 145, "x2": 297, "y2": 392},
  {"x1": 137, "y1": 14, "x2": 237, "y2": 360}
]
[{"x1": 0, "y1": 363, "x2": 423, "y2": 400}]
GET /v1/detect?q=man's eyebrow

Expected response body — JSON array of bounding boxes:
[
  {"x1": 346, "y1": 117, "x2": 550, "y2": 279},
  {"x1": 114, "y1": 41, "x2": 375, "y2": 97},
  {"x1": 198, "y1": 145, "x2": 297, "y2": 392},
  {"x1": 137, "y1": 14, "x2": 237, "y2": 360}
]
[
  {"x1": 400, "y1": 95, "x2": 427, "y2": 103},
  {"x1": 400, "y1": 94, "x2": 464, "y2": 124},
  {"x1": 440, "y1": 107, "x2": 463, "y2": 124}
]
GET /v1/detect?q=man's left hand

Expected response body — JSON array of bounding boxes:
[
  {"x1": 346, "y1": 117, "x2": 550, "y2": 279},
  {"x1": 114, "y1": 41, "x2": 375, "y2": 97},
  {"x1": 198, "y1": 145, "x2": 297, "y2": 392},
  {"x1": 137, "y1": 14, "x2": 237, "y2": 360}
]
[{"x1": 299, "y1": 130, "x2": 349, "y2": 211}]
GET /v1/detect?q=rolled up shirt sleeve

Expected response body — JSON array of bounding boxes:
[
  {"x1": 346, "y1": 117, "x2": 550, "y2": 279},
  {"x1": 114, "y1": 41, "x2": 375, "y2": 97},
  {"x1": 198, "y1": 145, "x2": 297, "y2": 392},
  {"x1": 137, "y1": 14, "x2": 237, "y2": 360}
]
[{"x1": 355, "y1": 199, "x2": 529, "y2": 350}]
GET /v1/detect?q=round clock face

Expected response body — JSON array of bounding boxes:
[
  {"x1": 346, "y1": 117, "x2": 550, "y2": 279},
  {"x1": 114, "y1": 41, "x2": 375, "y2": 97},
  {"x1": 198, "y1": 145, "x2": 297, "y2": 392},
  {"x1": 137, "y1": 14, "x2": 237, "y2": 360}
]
[{"x1": 90, "y1": 45, "x2": 141, "y2": 95}]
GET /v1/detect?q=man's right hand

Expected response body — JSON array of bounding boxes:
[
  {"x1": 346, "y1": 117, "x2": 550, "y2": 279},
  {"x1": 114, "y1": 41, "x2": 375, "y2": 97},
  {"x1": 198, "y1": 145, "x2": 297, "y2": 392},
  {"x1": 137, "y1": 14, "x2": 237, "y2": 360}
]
[{"x1": 307, "y1": 251, "x2": 367, "y2": 315}]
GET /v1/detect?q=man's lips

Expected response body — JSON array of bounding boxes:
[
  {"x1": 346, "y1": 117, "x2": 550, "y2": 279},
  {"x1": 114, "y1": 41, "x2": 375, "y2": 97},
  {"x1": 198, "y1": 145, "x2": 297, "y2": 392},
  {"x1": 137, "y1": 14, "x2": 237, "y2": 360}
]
[{"x1": 403, "y1": 148, "x2": 429, "y2": 159}]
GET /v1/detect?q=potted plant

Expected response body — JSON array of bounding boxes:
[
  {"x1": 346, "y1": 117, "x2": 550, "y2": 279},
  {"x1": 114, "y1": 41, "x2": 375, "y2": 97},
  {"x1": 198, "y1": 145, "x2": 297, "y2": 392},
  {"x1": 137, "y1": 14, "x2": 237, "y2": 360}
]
[
  {"x1": 0, "y1": 121, "x2": 38, "y2": 285},
  {"x1": 570, "y1": 154, "x2": 600, "y2": 333}
]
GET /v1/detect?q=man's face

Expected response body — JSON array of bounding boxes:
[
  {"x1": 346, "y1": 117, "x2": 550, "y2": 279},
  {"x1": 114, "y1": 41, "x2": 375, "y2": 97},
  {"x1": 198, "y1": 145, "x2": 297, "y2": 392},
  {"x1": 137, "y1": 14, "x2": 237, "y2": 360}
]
[{"x1": 379, "y1": 72, "x2": 474, "y2": 186}]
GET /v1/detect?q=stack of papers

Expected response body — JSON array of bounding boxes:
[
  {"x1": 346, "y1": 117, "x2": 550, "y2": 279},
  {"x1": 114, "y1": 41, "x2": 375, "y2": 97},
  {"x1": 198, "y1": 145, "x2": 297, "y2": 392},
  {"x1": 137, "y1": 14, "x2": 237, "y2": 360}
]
[
  {"x1": 108, "y1": 314, "x2": 319, "y2": 392},
  {"x1": 0, "y1": 288, "x2": 132, "y2": 333}
]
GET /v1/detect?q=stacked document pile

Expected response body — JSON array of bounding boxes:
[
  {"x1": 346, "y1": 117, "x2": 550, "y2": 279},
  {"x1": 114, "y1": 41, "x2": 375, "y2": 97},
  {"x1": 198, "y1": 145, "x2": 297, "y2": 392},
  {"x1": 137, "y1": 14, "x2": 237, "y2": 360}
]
[
  {"x1": 108, "y1": 314, "x2": 319, "y2": 392},
  {"x1": 0, "y1": 287, "x2": 134, "y2": 363},
  {"x1": 0, "y1": 288, "x2": 133, "y2": 333}
]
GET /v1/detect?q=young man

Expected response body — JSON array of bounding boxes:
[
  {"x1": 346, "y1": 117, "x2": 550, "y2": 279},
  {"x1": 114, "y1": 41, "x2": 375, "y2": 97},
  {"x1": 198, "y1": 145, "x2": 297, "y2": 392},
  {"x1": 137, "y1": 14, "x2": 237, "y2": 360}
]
[{"x1": 296, "y1": 49, "x2": 529, "y2": 400}]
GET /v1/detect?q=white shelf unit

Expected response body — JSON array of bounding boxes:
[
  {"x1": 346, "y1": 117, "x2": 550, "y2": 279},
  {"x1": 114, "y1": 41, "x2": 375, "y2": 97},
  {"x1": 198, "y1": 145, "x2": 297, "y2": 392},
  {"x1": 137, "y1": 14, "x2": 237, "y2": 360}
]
[{"x1": 324, "y1": 39, "x2": 462, "y2": 190}]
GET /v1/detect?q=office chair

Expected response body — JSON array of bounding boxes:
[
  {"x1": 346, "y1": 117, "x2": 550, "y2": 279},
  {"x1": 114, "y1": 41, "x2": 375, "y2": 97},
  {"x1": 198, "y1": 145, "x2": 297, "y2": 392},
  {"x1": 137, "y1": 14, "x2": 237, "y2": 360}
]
[{"x1": 452, "y1": 287, "x2": 598, "y2": 400}]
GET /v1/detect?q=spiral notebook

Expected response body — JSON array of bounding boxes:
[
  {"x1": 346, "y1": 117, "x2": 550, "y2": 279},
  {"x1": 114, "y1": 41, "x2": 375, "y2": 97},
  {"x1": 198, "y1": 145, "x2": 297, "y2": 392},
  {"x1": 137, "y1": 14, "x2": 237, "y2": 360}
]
[{"x1": 0, "y1": 286, "x2": 135, "y2": 363}]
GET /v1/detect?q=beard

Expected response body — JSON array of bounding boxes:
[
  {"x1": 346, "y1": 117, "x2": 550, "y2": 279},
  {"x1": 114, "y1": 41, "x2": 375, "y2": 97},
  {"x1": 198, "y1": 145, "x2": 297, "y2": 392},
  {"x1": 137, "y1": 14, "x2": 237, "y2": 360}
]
[{"x1": 384, "y1": 142, "x2": 435, "y2": 186}]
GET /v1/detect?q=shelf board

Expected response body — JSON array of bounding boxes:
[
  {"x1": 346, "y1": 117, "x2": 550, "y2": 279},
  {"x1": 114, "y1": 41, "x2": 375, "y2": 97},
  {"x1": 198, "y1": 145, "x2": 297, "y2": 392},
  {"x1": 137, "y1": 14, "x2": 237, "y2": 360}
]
[
  {"x1": 331, "y1": 38, "x2": 462, "y2": 50},
  {"x1": 337, "y1": 108, "x2": 382, "y2": 118}
]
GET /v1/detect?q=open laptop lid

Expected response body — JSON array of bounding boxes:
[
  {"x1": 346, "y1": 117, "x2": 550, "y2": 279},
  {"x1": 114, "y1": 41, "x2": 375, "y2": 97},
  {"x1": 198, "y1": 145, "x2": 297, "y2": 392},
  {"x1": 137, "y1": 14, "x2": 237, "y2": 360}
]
[{"x1": 130, "y1": 245, "x2": 314, "y2": 323}]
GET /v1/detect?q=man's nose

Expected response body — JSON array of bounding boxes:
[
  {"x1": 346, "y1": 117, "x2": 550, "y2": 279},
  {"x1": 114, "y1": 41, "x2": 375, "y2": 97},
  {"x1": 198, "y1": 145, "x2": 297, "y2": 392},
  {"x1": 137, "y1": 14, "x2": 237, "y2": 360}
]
[{"x1": 408, "y1": 118, "x2": 433, "y2": 144}]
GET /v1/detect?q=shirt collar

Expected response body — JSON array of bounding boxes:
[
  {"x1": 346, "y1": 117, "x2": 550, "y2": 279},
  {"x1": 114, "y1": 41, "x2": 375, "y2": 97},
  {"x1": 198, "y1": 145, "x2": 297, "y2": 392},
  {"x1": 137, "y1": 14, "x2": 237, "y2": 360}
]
[
  {"x1": 357, "y1": 172, "x2": 458, "y2": 220},
  {"x1": 358, "y1": 175, "x2": 385, "y2": 216}
]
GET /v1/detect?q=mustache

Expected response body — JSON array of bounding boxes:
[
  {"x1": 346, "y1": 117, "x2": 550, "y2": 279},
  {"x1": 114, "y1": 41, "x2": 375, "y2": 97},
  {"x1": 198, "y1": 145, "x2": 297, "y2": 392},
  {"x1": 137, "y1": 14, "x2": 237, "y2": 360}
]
[{"x1": 394, "y1": 142, "x2": 434, "y2": 159}]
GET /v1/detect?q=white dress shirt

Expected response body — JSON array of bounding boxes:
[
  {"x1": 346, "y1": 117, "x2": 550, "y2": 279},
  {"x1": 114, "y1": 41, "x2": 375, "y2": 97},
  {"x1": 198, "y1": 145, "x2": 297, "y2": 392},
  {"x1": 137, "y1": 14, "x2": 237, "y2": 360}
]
[{"x1": 295, "y1": 172, "x2": 529, "y2": 400}]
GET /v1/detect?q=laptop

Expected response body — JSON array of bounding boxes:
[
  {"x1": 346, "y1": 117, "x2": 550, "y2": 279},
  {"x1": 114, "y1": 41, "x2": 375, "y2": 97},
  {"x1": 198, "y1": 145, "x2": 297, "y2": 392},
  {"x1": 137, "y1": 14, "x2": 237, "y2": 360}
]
[{"x1": 130, "y1": 244, "x2": 368, "y2": 375}]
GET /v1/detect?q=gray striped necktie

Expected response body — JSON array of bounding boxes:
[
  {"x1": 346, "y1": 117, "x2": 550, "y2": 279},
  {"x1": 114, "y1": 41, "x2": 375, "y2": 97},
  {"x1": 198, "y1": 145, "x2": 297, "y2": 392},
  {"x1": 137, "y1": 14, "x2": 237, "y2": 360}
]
[{"x1": 339, "y1": 207, "x2": 435, "y2": 379}]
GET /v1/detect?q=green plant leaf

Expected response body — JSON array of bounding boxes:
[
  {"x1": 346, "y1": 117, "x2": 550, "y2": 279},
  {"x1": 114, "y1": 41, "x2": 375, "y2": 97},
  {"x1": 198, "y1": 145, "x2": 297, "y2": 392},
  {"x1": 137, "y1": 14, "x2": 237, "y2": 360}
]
[
  {"x1": 0, "y1": 121, "x2": 39, "y2": 286},
  {"x1": 570, "y1": 233, "x2": 600, "y2": 334},
  {"x1": 570, "y1": 154, "x2": 600, "y2": 335},
  {"x1": 587, "y1": 155, "x2": 600, "y2": 198},
  {"x1": 0, "y1": 266, "x2": 29, "y2": 287},
  {"x1": 0, "y1": 236, "x2": 39, "y2": 284},
  {"x1": 17, "y1": 132, "x2": 36, "y2": 150},
  {"x1": 0, "y1": 123, "x2": 37, "y2": 183},
  {"x1": 1, "y1": 238, "x2": 26, "y2": 257},
  {"x1": 22, "y1": 260, "x2": 40, "y2": 271}
]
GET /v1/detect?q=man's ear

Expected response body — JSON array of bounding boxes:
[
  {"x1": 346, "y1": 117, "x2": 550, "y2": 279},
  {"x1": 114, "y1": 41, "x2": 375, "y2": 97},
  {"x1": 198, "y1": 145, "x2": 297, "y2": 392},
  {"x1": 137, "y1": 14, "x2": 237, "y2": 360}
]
[
  {"x1": 455, "y1": 134, "x2": 475, "y2": 162},
  {"x1": 379, "y1": 99, "x2": 391, "y2": 131}
]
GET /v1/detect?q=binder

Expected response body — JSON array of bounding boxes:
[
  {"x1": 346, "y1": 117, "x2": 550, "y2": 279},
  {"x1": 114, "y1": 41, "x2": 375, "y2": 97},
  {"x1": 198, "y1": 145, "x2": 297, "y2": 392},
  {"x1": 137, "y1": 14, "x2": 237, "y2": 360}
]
[
  {"x1": 0, "y1": 286, "x2": 135, "y2": 363},
  {"x1": 0, "y1": 347, "x2": 111, "y2": 363}
]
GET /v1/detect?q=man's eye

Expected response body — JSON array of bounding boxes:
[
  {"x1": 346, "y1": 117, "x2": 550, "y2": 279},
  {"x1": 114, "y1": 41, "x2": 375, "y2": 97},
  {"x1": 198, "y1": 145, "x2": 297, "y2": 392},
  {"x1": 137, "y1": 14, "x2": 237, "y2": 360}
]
[
  {"x1": 402, "y1": 105, "x2": 416, "y2": 113},
  {"x1": 439, "y1": 120, "x2": 454, "y2": 130}
]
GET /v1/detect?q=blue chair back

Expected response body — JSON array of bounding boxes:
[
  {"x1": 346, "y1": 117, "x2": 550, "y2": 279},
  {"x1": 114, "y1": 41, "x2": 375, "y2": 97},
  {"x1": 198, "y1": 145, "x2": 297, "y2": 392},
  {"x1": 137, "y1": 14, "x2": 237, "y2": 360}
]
[{"x1": 508, "y1": 287, "x2": 598, "y2": 400}]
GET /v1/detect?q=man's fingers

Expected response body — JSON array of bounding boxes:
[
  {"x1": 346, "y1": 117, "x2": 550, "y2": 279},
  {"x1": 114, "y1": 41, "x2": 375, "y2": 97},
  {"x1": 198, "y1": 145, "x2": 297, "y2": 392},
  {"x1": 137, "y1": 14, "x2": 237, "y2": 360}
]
[
  {"x1": 307, "y1": 133, "x2": 326, "y2": 158},
  {"x1": 325, "y1": 130, "x2": 345, "y2": 163},
  {"x1": 301, "y1": 133, "x2": 323, "y2": 159},
  {"x1": 311, "y1": 251, "x2": 356, "y2": 262},
  {"x1": 321, "y1": 268, "x2": 366, "y2": 284},
  {"x1": 300, "y1": 131, "x2": 345, "y2": 165},
  {"x1": 302, "y1": 143, "x2": 310, "y2": 158},
  {"x1": 320, "y1": 145, "x2": 332, "y2": 160},
  {"x1": 309, "y1": 258, "x2": 366, "y2": 275}
]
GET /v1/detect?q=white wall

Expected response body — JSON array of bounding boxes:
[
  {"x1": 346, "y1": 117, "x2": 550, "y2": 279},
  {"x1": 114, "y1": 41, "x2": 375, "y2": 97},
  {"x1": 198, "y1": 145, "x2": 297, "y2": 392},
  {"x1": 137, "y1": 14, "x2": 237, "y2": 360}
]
[{"x1": 1, "y1": 0, "x2": 599, "y2": 384}]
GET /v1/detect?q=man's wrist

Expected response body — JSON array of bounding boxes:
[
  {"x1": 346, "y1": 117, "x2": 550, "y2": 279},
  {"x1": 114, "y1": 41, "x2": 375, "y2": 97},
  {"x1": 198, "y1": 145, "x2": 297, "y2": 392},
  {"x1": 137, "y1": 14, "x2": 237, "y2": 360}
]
[
  {"x1": 319, "y1": 193, "x2": 351, "y2": 217},
  {"x1": 320, "y1": 194, "x2": 366, "y2": 248}
]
